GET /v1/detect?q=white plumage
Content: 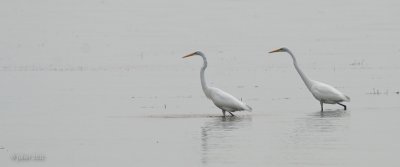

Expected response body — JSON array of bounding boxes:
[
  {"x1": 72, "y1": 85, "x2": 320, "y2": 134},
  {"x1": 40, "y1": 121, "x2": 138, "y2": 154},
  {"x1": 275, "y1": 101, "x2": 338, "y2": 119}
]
[
  {"x1": 183, "y1": 51, "x2": 252, "y2": 116},
  {"x1": 310, "y1": 80, "x2": 350, "y2": 104},
  {"x1": 207, "y1": 87, "x2": 252, "y2": 112},
  {"x1": 269, "y1": 47, "x2": 350, "y2": 111}
]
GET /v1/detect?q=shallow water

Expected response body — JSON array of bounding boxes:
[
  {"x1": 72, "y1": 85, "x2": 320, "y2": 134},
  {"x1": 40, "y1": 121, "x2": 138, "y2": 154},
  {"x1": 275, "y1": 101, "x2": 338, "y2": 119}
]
[
  {"x1": 1, "y1": 0, "x2": 400, "y2": 166},
  {"x1": 0, "y1": 68, "x2": 399, "y2": 167}
]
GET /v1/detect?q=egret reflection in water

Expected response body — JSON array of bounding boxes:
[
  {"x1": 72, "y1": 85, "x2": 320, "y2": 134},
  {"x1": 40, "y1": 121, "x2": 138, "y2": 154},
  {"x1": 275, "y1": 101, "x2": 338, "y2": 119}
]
[
  {"x1": 286, "y1": 110, "x2": 351, "y2": 165},
  {"x1": 201, "y1": 116, "x2": 252, "y2": 165}
]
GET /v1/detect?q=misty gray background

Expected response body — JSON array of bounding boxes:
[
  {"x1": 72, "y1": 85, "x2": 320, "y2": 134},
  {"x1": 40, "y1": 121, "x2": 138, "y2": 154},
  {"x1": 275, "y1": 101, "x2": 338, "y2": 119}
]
[{"x1": 0, "y1": 0, "x2": 399, "y2": 166}]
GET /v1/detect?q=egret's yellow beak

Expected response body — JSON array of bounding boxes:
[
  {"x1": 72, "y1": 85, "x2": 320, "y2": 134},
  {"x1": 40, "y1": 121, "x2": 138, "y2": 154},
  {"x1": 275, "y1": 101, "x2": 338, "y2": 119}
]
[
  {"x1": 269, "y1": 48, "x2": 282, "y2": 53},
  {"x1": 182, "y1": 52, "x2": 196, "y2": 58}
]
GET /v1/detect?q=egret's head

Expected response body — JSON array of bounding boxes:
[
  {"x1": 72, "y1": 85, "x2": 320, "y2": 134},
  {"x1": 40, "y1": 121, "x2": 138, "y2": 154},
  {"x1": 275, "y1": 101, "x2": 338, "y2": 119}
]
[
  {"x1": 182, "y1": 51, "x2": 204, "y2": 58},
  {"x1": 269, "y1": 47, "x2": 289, "y2": 54}
]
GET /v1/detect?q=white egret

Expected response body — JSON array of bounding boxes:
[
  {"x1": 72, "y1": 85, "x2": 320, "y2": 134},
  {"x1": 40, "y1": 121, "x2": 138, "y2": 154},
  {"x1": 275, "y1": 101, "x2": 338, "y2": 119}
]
[
  {"x1": 183, "y1": 51, "x2": 252, "y2": 116},
  {"x1": 269, "y1": 47, "x2": 350, "y2": 111}
]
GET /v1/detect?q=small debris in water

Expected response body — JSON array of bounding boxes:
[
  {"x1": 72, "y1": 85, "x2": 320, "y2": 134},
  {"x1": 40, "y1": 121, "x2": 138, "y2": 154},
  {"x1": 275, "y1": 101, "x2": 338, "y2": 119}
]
[
  {"x1": 10, "y1": 153, "x2": 46, "y2": 161},
  {"x1": 350, "y1": 59, "x2": 365, "y2": 66},
  {"x1": 271, "y1": 97, "x2": 290, "y2": 101},
  {"x1": 367, "y1": 88, "x2": 389, "y2": 95},
  {"x1": 141, "y1": 106, "x2": 155, "y2": 109}
]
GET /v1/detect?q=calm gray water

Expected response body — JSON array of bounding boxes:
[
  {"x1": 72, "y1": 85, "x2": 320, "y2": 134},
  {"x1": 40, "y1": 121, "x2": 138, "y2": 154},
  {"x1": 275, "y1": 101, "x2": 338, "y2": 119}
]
[{"x1": 1, "y1": 0, "x2": 400, "y2": 166}]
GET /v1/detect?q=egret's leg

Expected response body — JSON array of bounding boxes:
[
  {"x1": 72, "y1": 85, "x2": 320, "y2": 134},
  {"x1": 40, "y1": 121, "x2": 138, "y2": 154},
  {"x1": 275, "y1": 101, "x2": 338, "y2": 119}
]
[
  {"x1": 320, "y1": 101, "x2": 324, "y2": 112},
  {"x1": 337, "y1": 103, "x2": 347, "y2": 110},
  {"x1": 222, "y1": 110, "x2": 226, "y2": 117},
  {"x1": 228, "y1": 111, "x2": 235, "y2": 117}
]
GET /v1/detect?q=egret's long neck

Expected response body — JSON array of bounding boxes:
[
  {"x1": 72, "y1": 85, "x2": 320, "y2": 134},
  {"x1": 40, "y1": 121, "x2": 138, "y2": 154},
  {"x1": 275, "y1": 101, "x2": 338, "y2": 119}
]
[
  {"x1": 287, "y1": 50, "x2": 313, "y2": 90},
  {"x1": 199, "y1": 54, "x2": 211, "y2": 98}
]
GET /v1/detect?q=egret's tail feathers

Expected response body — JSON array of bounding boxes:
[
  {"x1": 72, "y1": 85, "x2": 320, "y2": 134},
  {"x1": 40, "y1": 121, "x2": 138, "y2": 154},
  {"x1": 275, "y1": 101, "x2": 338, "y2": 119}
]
[
  {"x1": 244, "y1": 104, "x2": 252, "y2": 112},
  {"x1": 344, "y1": 95, "x2": 351, "y2": 102}
]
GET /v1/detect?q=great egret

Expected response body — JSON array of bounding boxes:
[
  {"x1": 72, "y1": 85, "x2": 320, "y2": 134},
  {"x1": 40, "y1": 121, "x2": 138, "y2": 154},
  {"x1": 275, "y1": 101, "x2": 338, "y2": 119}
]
[
  {"x1": 269, "y1": 47, "x2": 350, "y2": 111},
  {"x1": 183, "y1": 51, "x2": 252, "y2": 116}
]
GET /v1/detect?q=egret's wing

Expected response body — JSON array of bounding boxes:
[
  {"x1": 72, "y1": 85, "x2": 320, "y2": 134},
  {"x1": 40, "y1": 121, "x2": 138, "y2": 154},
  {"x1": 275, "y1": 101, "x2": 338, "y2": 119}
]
[
  {"x1": 208, "y1": 87, "x2": 251, "y2": 111},
  {"x1": 311, "y1": 81, "x2": 349, "y2": 102}
]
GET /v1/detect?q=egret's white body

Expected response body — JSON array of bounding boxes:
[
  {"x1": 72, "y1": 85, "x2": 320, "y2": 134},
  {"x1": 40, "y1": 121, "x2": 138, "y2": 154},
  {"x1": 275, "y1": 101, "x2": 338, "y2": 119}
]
[
  {"x1": 310, "y1": 80, "x2": 350, "y2": 104},
  {"x1": 269, "y1": 47, "x2": 350, "y2": 111},
  {"x1": 183, "y1": 51, "x2": 252, "y2": 116},
  {"x1": 207, "y1": 87, "x2": 251, "y2": 112}
]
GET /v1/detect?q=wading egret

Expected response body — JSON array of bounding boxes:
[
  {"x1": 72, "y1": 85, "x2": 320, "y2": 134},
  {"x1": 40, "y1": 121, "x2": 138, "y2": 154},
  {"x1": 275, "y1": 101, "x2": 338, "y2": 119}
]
[
  {"x1": 269, "y1": 47, "x2": 350, "y2": 111},
  {"x1": 183, "y1": 51, "x2": 252, "y2": 116}
]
